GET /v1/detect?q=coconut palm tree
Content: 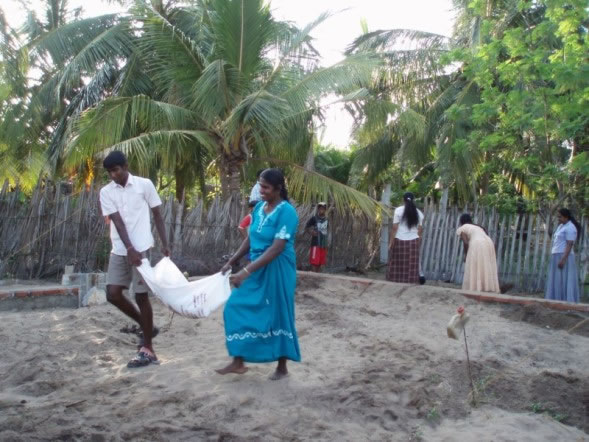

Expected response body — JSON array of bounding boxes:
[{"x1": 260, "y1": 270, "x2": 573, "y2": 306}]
[
  {"x1": 0, "y1": 0, "x2": 135, "y2": 188},
  {"x1": 344, "y1": 23, "x2": 483, "y2": 206},
  {"x1": 54, "y1": 0, "x2": 383, "y2": 215}
]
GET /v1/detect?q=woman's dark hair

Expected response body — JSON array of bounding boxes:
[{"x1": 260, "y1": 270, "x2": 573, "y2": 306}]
[
  {"x1": 459, "y1": 213, "x2": 488, "y2": 234},
  {"x1": 459, "y1": 213, "x2": 473, "y2": 226},
  {"x1": 256, "y1": 169, "x2": 265, "y2": 178},
  {"x1": 260, "y1": 168, "x2": 288, "y2": 201},
  {"x1": 103, "y1": 151, "x2": 127, "y2": 169},
  {"x1": 559, "y1": 208, "x2": 581, "y2": 237},
  {"x1": 401, "y1": 192, "x2": 419, "y2": 229}
]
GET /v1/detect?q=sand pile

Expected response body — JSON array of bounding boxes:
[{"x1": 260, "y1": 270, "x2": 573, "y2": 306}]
[{"x1": 0, "y1": 275, "x2": 587, "y2": 441}]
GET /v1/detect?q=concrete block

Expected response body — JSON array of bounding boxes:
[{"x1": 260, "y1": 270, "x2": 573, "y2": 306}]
[
  {"x1": 61, "y1": 272, "x2": 107, "y2": 307},
  {"x1": 83, "y1": 286, "x2": 107, "y2": 307}
]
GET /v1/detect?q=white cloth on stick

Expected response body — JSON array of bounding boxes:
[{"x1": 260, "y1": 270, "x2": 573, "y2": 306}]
[{"x1": 137, "y1": 257, "x2": 231, "y2": 318}]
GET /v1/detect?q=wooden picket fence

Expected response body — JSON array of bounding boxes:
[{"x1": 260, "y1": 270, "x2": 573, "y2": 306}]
[
  {"x1": 418, "y1": 200, "x2": 589, "y2": 292},
  {"x1": 0, "y1": 181, "x2": 586, "y2": 295},
  {"x1": 0, "y1": 182, "x2": 379, "y2": 279}
]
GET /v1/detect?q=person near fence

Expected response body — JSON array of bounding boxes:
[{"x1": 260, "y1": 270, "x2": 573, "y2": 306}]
[
  {"x1": 545, "y1": 208, "x2": 581, "y2": 303},
  {"x1": 456, "y1": 213, "x2": 500, "y2": 293},
  {"x1": 249, "y1": 169, "x2": 264, "y2": 203},
  {"x1": 217, "y1": 168, "x2": 301, "y2": 380},
  {"x1": 387, "y1": 192, "x2": 424, "y2": 283},
  {"x1": 99, "y1": 151, "x2": 170, "y2": 368},
  {"x1": 238, "y1": 201, "x2": 257, "y2": 240},
  {"x1": 306, "y1": 202, "x2": 329, "y2": 272}
]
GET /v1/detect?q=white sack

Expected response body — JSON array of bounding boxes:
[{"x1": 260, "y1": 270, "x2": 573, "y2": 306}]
[{"x1": 137, "y1": 257, "x2": 231, "y2": 318}]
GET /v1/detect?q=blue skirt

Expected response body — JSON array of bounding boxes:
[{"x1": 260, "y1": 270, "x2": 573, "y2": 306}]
[
  {"x1": 545, "y1": 253, "x2": 580, "y2": 303},
  {"x1": 223, "y1": 254, "x2": 301, "y2": 363}
]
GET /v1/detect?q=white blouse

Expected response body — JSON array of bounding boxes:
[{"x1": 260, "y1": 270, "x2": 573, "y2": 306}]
[{"x1": 551, "y1": 221, "x2": 577, "y2": 254}]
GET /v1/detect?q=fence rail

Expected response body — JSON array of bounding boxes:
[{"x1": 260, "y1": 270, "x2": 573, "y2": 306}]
[{"x1": 0, "y1": 182, "x2": 586, "y2": 294}]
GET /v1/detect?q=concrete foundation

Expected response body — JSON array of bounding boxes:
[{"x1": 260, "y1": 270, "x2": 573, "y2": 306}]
[
  {"x1": 0, "y1": 286, "x2": 80, "y2": 311},
  {"x1": 0, "y1": 271, "x2": 107, "y2": 311}
]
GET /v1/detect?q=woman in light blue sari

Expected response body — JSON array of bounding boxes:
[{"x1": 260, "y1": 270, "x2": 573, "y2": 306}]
[
  {"x1": 216, "y1": 168, "x2": 300, "y2": 380},
  {"x1": 545, "y1": 208, "x2": 581, "y2": 303}
]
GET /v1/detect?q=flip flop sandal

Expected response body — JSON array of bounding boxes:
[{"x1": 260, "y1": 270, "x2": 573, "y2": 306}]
[
  {"x1": 120, "y1": 324, "x2": 141, "y2": 335},
  {"x1": 127, "y1": 351, "x2": 159, "y2": 368}
]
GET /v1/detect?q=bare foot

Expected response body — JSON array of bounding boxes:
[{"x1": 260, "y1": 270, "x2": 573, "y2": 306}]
[
  {"x1": 269, "y1": 368, "x2": 288, "y2": 381},
  {"x1": 215, "y1": 359, "x2": 248, "y2": 375}
]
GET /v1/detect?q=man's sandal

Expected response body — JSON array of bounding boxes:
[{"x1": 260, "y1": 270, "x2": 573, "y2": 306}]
[{"x1": 127, "y1": 350, "x2": 159, "y2": 368}]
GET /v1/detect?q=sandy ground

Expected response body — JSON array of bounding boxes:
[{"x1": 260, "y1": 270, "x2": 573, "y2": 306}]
[{"x1": 1, "y1": 275, "x2": 588, "y2": 441}]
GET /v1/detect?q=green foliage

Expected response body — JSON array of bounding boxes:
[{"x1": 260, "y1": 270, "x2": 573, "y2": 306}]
[
  {"x1": 529, "y1": 401, "x2": 568, "y2": 423},
  {"x1": 313, "y1": 145, "x2": 352, "y2": 184},
  {"x1": 347, "y1": 0, "x2": 588, "y2": 211},
  {"x1": 455, "y1": 0, "x2": 589, "y2": 208},
  {"x1": 426, "y1": 406, "x2": 440, "y2": 422}
]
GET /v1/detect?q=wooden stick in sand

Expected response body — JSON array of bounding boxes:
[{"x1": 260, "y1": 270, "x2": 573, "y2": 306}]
[{"x1": 447, "y1": 306, "x2": 477, "y2": 405}]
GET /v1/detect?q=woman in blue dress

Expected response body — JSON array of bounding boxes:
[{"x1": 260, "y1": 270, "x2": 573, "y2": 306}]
[
  {"x1": 545, "y1": 208, "x2": 581, "y2": 303},
  {"x1": 216, "y1": 168, "x2": 301, "y2": 380}
]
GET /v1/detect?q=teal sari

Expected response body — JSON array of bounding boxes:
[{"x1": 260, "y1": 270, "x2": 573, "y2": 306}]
[{"x1": 223, "y1": 200, "x2": 301, "y2": 363}]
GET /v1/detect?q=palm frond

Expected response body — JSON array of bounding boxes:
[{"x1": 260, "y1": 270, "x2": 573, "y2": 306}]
[
  {"x1": 259, "y1": 157, "x2": 387, "y2": 218},
  {"x1": 223, "y1": 90, "x2": 291, "y2": 143},
  {"x1": 55, "y1": 22, "x2": 133, "y2": 99},
  {"x1": 346, "y1": 29, "x2": 450, "y2": 55},
  {"x1": 135, "y1": 4, "x2": 206, "y2": 102},
  {"x1": 260, "y1": 11, "x2": 330, "y2": 90},
  {"x1": 113, "y1": 53, "x2": 155, "y2": 97},
  {"x1": 64, "y1": 129, "x2": 214, "y2": 174},
  {"x1": 0, "y1": 142, "x2": 49, "y2": 191},
  {"x1": 191, "y1": 59, "x2": 241, "y2": 123},
  {"x1": 281, "y1": 54, "x2": 380, "y2": 113},
  {"x1": 64, "y1": 95, "x2": 207, "y2": 161},
  {"x1": 209, "y1": 0, "x2": 274, "y2": 79},
  {"x1": 27, "y1": 14, "x2": 120, "y2": 67},
  {"x1": 48, "y1": 63, "x2": 119, "y2": 165},
  {"x1": 351, "y1": 126, "x2": 401, "y2": 181}
]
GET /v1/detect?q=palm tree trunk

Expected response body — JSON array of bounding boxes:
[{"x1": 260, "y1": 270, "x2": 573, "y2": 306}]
[
  {"x1": 219, "y1": 152, "x2": 245, "y2": 199},
  {"x1": 175, "y1": 173, "x2": 185, "y2": 203},
  {"x1": 305, "y1": 134, "x2": 314, "y2": 171},
  {"x1": 198, "y1": 167, "x2": 208, "y2": 201},
  {"x1": 304, "y1": 146, "x2": 314, "y2": 171},
  {"x1": 218, "y1": 146, "x2": 245, "y2": 253}
]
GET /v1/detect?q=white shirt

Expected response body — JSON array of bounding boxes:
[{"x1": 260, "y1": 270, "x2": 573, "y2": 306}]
[
  {"x1": 249, "y1": 182, "x2": 262, "y2": 203},
  {"x1": 393, "y1": 206, "x2": 424, "y2": 241},
  {"x1": 551, "y1": 221, "x2": 577, "y2": 254},
  {"x1": 99, "y1": 174, "x2": 162, "y2": 256}
]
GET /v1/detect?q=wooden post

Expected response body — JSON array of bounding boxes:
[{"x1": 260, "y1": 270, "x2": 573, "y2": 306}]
[
  {"x1": 531, "y1": 214, "x2": 541, "y2": 290},
  {"x1": 537, "y1": 217, "x2": 551, "y2": 292},
  {"x1": 438, "y1": 210, "x2": 451, "y2": 280},
  {"x1": 507, "y1": 215, "x2": 519, "y2": 285},
  {"x1": 496, "y1": 215, "x2": 507, "y2": 281},
  {"x1": 514, "y1": 214, "x2": 526, "y2": 288},
  {"x1": 379, "y1": 184, "x2": 392, "y2": 264},
  {"x1": 422, "y1": 205, "x2": 437, "y2": 278},
  {"x1": 522, "y1": 214, "x2": 534, "y2": 288}
]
